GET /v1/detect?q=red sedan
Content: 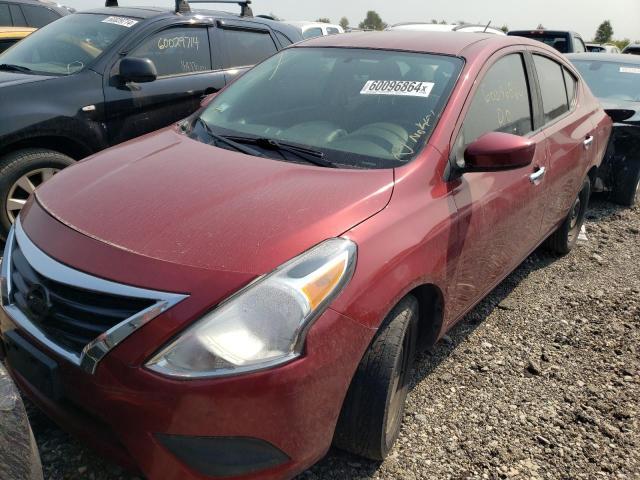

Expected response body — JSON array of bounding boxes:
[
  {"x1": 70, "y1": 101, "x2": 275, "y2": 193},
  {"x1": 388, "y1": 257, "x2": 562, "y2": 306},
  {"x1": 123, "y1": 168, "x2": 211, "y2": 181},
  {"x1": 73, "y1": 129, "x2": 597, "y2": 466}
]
[{"x1": 0, "y1": 31, "x2": 611, "y2": 479}]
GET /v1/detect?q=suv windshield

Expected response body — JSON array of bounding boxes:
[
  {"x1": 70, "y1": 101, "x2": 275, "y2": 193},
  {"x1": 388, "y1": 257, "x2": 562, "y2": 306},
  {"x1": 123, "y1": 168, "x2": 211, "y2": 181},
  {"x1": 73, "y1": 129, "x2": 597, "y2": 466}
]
[
  {"x1": 572, "y1": 60, "x2": 640, "y2": 102},
  {"x1": 0, "y1": 13, "x2": 138, "y2": 75},
  {"x1": 198, "y1": 47, "x2": 462, "y2": 169},
  {"x1": 512, "y1": 32, "x2": 570, "y2": 53}
]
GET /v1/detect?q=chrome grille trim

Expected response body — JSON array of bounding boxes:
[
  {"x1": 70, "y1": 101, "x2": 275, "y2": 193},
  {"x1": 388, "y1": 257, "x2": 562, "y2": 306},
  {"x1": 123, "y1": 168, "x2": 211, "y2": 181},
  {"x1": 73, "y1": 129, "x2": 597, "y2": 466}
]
[{"x1": 2, "y1": 219, "x2": 187, "y2": 374}]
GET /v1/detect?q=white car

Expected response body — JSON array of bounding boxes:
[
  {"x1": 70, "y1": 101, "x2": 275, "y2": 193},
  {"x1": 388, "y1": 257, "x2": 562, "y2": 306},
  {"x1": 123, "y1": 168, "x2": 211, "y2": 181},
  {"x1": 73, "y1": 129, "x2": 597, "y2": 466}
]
[
  {"x1": 586, "y1": 43, "x2": 621, "y2": 54},
  {"x1": 387, "y1": 22, "x2": 506, "y2": 35},
  {"x1": 285, "y1": 21, "x2": 344, "y2": 39}
]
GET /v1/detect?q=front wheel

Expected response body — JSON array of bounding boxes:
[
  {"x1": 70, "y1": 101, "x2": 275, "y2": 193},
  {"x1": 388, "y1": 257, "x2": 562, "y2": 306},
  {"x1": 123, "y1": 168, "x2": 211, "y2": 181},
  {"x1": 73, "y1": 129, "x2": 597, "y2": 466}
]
[
  {"x1": 333, "y1": 296, "x2": 418, "y2": 461},
  {"x1": 546, "y1": 177, "x2": 591, "y2": 255},
  {"x1": 0, "y1": 149, "x2": 75, "y2": 236}
]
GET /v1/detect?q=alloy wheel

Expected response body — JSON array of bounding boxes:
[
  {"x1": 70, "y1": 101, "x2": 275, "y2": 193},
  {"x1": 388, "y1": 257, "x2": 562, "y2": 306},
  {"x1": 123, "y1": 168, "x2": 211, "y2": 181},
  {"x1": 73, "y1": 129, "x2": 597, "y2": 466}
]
[{"x1": 6, "y1": 168, "x2": 59, "y2": 223}]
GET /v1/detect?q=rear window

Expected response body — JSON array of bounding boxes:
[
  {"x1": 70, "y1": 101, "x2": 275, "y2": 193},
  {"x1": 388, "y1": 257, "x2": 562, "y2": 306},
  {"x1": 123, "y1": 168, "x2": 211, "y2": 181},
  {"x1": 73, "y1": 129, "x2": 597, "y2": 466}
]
[
  {"x1": 510, "y1": 32, "x2": 570, "y2": 53},
  {"x1": 302, "y1": 27, "x2": 323, "y2": 39},
  {"x1": 624, "y1": 46, "x2": 640, "y2": 55}
]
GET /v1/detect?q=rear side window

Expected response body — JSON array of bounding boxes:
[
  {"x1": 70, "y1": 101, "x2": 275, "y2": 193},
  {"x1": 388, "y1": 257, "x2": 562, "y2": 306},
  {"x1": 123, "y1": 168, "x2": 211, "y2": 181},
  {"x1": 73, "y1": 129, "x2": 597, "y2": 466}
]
[
  {"x1": 9, "y1": 4, "x2": 26, "y2": 26},
  {"x1": 534, "y1": 55, "x2": 569, "y2": 123},
  {"x1": 130, "y1": 27, "x2": 212, "y2": 77},
  {"x1": 564, "y1": 68, "x2": 577, "y2": 107},
  {"x1": 0, "y1": 4, "x2": 11, "y2": 25},
  {"x1": 21, "y1": 4, "x2": 59, "y2": 28},
  {"x1": 457, "y1": 53, "x2": 533, "y2": 152},
  {"x1": 327, "y1": 27, "x2": 340, "y2": 35},
  {"x1": 222, "y1": 28, "x2": 277, "y2": 68}
]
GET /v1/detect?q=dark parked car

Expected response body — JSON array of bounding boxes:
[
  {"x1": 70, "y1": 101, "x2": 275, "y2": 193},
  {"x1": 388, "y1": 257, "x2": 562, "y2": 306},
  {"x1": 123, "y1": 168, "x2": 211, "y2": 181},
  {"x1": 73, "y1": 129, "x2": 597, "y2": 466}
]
[
  {"x1": 622, "y1": 43, "x2": 640, "y2": 55},
  {"x1": 0, "y1": 0, "x2": 301, "y2": 236},
  {"x1": 1, "y1": 31, "x2": 610, "y2": 479},
  {"x1": 508, "y1": 29, "x2": 586, "y2": 53},
  {"x1": 568, "y1": 53, "x2": 640, "y2": 206},
  {"x1": 0, "y1": 0, "x2": 73, "y2": 28}
]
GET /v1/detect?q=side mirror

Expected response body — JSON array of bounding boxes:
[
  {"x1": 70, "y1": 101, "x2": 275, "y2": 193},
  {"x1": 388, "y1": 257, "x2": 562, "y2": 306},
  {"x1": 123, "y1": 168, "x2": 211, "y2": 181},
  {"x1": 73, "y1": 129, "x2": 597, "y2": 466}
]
[
  {"x1": 463, "y1": 132, "x2": 536, "y2": 172},
  {"x1": 118, "y1": 57, "x2": 157, "y2": 83},
  {"x1": 200, "y1": 91, "x2": 219, "y2": 108},
  {"x1": 605, "y1": 108, "x2": 635, "y2": 124}
]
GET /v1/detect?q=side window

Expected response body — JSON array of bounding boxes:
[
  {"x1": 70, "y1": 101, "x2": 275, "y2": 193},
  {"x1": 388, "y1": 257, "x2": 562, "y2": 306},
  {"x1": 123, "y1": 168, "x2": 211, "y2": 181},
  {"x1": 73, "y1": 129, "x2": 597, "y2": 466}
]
[
  {"x1": 275, "y1": 31, "x2": 292, "y2": 47},
  {"x1": 21, "y1": 4, "x2": 59, "y2": 28},
  {"x1": 302, "y1": 27, "x2": 323, "y2": 39},
  {"x1": 573, "y1": 37, "x2": 586, "y2": 53},
  {"x1": 9, "y1": 4, "x2": 27, "y2": 26},
  {"x1": 130, "y1": 27, "x2": 212, "y2": 77},
  {"x1": 326, "y1": 27, "x2": 340, "y2": 35},
  {"x1": 0, "y1": 4, "x2": 11, "y2": 25},
  {"x1": 221, "y1": 28, "x2": 277, "y2": 68},
  {"x1": 456, "y1": 53, "x2": 533, "y2": 156},
  {"x1": 533, "y1": 55, "x2": 569, "y2": 123},
  {"x1": 563, "y1": 68, "x2": 577, "y2": 107}
]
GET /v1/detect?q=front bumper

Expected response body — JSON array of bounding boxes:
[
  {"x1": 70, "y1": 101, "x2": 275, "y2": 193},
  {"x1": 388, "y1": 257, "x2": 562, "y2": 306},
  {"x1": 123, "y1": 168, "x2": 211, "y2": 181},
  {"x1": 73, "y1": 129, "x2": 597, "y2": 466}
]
[{"x1": 1, "y1": 304, "x2": 372, "y2": 480}]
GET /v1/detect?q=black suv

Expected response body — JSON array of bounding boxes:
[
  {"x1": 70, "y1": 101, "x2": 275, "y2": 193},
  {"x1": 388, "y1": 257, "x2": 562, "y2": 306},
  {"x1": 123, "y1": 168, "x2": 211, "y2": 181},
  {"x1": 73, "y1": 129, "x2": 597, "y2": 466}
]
[
  {"x1": 0, "y1": 0, "x2": 74, "y2": 28},
  {"x1": 508, "y1": 29, "x2": 587, "y2": 54},
  {"x1": 0, "y1": 0, "x2": 301, "y2": 234}
]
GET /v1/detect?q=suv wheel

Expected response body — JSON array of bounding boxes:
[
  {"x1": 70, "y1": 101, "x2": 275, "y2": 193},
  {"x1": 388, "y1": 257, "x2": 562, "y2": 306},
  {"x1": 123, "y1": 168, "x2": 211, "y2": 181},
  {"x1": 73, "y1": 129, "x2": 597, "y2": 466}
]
[
  {"x1": 333, "y1": 295, "x2": 418, "y2": 461},
  {"x1": 0, "y1": 149, "x2": 75, "y2": 236},
  {"x1": 546, "y1": 178, "x2": 591, "y2": 255},
  {"x1": 613, "y1": 161, "x2": 640, "y2": 207}
]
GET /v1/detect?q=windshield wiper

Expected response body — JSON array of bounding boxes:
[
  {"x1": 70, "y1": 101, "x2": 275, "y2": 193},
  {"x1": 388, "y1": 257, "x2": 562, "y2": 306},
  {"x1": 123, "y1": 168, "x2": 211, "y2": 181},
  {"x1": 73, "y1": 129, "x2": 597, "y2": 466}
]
[
  {"x1": 225, "y1": 136, "x2": 337, "y2": 168},
  {"x1": 194, "y1": 118, "x2": 264, "y2": 157},
  {"x1": 0, "y1": 63, "x2": 33, "y2": 73}
]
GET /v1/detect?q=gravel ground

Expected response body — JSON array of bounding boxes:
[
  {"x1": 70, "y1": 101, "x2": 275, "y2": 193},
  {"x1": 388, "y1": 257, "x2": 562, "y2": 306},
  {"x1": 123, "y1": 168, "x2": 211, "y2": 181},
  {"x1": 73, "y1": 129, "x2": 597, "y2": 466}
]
[{"x1": 20, "y1": 195, "x2": 640, "y2": 480}]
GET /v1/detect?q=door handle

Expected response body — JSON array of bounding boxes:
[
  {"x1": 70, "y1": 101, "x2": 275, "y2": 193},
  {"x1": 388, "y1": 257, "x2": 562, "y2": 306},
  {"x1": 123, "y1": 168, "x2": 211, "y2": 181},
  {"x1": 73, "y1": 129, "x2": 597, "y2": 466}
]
[
  {"x1": 583, "y1": 135, "x2": 594, "y2": 149},
  {"x1": 529, "y1": 166, "x2": 546, "y2": 185}
]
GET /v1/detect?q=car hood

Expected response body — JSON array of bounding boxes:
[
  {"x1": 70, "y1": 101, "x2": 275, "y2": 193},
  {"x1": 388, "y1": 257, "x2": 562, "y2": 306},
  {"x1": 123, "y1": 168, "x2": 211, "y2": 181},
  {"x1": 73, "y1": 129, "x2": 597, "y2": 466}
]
[
  {"x1": 35, "y1": 128, "x2": 394, "y2": 276},
  {"x1": 0, "y1": 71, "x2": 55, "y2": 88}
]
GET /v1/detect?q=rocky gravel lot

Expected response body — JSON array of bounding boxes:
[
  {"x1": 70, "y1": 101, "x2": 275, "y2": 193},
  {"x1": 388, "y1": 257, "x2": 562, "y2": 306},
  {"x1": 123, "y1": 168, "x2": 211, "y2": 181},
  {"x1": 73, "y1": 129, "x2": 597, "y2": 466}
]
[{"x1": 18, "y1": 196, "x2": 640, "y2": 479}]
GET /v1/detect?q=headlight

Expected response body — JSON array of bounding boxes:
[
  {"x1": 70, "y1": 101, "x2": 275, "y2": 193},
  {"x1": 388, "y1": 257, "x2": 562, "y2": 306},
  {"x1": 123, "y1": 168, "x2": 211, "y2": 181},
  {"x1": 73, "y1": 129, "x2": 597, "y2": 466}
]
[{"x1": 146, "y1": 238, "x2": 357, "y2": 378}]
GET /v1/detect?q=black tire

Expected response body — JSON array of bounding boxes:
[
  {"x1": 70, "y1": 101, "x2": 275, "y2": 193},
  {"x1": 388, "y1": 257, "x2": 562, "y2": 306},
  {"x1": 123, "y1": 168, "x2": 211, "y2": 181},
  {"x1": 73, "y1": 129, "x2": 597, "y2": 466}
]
[
  {"x1": 333, "y1": 295, "x2": 418, "y2": 461},
  {"x1": 546, "y1": 177, "x2": 591, "y2": 255},
  {"x1": 612, "y1": 161, "x2": 640, "y2": 207},
  {"x1": 0, "y1": 149, "x2": 75, "y2": 236}
]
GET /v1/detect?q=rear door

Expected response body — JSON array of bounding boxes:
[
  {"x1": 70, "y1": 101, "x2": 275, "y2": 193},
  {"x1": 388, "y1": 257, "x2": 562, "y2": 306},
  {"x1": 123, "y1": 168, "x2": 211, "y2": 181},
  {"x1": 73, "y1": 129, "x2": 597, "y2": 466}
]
[
  {"x1": 448, "y1": 50, "x2": 549, "y2": 315},
  {"x1": 215, "y1": 20, "x2": 279, "y2": 84},
  {"x1": 103, "y1": 22, "x2": 226, "y2": 144},
  {"x1": 529, "y1": 51, "x2": 595, "y2": 237}
]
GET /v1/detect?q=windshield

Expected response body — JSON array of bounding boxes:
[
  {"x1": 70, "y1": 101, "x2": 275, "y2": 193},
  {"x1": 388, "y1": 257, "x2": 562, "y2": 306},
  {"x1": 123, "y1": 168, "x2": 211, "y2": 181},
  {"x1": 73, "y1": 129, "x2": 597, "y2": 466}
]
[
  {"x1": 0, "y1": 13, "x2": 138, "y2": 75},
  {"x1": 572, "y1": 60, "x2": 640, "y2": 102},
  {"x1": 198, "y1": 47, "x2": 463, "y2": 169}
]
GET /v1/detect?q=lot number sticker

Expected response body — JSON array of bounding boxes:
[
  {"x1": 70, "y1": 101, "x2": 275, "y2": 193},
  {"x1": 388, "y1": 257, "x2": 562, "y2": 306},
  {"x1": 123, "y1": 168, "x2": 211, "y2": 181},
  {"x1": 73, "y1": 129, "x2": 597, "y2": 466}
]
[
  {"x1": 620, "y1": 66, "x2": 640, "y2": 75},
  {"x1": 361, "y1": 80, "x2": 435, "y2": 98},
  {"x1": 102, "y1": 16, "x2": 139, "y2": 28}
]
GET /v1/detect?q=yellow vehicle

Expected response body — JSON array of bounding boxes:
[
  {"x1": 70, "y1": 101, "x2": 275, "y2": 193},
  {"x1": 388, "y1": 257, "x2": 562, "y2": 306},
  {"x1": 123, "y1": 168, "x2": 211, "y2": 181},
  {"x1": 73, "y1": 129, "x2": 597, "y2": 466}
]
[{"x1": 0, "y1": 26, "x2": 35, "y2": 54}]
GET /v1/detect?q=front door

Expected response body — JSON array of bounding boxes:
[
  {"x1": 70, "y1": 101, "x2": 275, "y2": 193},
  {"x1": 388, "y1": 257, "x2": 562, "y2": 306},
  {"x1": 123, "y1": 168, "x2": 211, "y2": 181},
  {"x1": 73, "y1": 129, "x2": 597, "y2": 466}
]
[
  {"x1": 103, "y1": 24, "x2": 226, "y2": 145},
  {"x1": 447, "y1": 51, "x2": 549, "y2": 320}
]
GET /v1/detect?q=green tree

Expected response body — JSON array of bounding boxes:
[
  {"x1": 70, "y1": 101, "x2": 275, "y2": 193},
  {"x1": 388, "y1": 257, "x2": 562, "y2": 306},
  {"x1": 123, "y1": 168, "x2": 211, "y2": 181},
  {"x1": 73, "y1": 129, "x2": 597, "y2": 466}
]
[
  {"x1": 612, "y1": 38, "x2": 630, "y2": 50},
  {"x1": 594, "y1": 20, "x2": 614, "y2": 43},
  {"x1": 431, "y1": 19, "x2": 438, "y2": 24},
  {"x1": 316, "y1": 17, "x2": 331, "y2": 24},
  {"x1": 501, "y1": 24, "x2": 509, "y2": 33},
  {"x1": 536, "y1": 23, "x2": 545, "y2": 29},
  {"x1": 439, "y1": 20, "x2": 448, "y2": 24},
  {"x1": 359, "y1": 10, "x2": 387, "y2": 31},
  {"x1": 339, "y1": 16, "x2": 349, "y2": 29}
]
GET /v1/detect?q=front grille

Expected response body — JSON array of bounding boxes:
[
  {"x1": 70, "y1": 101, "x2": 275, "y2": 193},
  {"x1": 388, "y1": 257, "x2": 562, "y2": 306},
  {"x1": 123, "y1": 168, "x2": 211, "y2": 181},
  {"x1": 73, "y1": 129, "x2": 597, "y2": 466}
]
[{"x1": 10, "y1": 242, "x2": 155, "y2": 356}]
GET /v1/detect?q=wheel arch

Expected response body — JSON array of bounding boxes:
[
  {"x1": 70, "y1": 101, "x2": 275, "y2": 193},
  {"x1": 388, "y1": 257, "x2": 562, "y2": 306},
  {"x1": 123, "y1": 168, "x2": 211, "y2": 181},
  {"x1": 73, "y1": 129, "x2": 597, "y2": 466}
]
[
  {"x1": 404, "y1": 283, "x2": 445, "y2": 349},
  {"x1": 0, "y1": 136, "x2": 93, "y2": 161}
]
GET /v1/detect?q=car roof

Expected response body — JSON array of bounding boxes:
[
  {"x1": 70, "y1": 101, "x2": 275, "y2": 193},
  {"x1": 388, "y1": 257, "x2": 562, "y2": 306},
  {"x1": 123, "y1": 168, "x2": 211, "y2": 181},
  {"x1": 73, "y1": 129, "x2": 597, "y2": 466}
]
[
  {"x1": 295, "y1": 30, "x2": 540, "y2": 56},
  {"x1": 509, "y1": 30, "x2": 582, "y2": 37},
  {"x1": 566, "y1": 52, "x2": 640, "y2": 64},
  {"x1": 76, "y1": 6, "x2": 301, "y2": 38}
]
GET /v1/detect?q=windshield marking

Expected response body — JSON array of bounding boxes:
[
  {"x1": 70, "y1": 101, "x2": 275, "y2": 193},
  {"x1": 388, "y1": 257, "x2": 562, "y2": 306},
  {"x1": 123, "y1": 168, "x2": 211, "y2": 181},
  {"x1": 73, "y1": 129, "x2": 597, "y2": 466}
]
[
  {"x1": 395, "y1": 110, "x2": 436, "y2": 160},
  {"x1": 101, "y1": 16, "x2": 139, "y2": 28},
  {"x1": 620, "y1": 67, "x2": 640, "y2": 75},
  {"x1": 360, "y1": 80, "x2": 435, "y2": 98}
]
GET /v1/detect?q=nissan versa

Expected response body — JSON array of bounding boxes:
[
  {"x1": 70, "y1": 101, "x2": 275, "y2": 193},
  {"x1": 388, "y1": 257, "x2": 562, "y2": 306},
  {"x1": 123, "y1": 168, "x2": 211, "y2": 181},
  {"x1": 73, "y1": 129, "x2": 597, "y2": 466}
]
[{"x1": 1, "y1": 31, "x2": 611, "y2": 480}]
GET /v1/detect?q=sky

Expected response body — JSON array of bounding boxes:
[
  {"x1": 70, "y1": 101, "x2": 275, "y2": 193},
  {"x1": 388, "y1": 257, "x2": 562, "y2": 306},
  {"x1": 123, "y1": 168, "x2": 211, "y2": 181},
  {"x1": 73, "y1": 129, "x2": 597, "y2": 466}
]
[{"x1": 62, "y1": 0, "x2": 640, "y2": 41}]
